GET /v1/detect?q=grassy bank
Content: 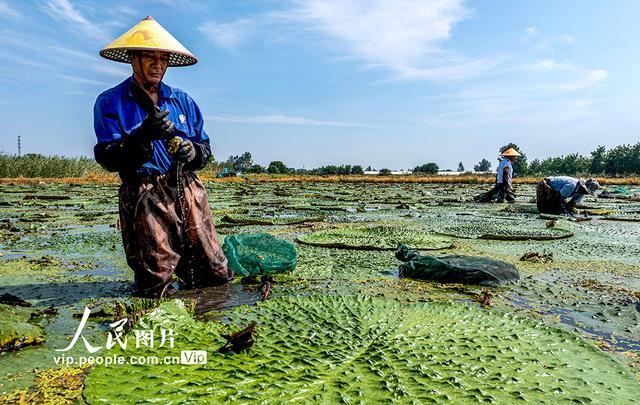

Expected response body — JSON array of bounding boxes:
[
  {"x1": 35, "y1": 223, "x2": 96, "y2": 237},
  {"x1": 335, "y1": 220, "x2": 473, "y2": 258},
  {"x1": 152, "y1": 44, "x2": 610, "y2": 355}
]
[{"x1": 0, "y1": 154, "x2": 104, "y2": 178}]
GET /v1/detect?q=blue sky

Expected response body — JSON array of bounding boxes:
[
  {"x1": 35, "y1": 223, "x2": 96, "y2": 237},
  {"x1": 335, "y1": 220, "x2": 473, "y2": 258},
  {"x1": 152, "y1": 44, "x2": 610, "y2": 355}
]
[{"x1": 1, "y1": 0, "x2": 639, "y2": 170}]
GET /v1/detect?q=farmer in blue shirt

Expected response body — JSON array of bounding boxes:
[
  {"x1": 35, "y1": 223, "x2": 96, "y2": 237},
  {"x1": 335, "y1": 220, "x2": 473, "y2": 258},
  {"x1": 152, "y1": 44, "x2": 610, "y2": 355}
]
[
  {"x1": 474, "y1": 147, "x2": 521, "y2": 203},
  {"x1": 93, "y1": 17, "x2": 231, "y2": 297},
  {"x1": 536, "y1": 176, "x2": 600, "y2": 216}
]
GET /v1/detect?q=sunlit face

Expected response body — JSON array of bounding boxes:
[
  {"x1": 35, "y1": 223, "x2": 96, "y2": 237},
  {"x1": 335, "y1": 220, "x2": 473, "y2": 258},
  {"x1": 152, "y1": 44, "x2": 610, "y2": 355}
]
[{"x1": 131, "y1": 50, "x2": 169, "y2": 85}]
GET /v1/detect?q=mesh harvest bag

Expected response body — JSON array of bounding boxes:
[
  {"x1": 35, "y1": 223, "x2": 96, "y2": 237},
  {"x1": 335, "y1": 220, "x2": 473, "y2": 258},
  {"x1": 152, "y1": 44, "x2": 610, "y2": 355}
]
[
  {"x1": 395, "y1": 244, "x2": 519, "y2": 286},
  {"x1": 222, "y1": 234, "x2": 298, "y2": 276}
]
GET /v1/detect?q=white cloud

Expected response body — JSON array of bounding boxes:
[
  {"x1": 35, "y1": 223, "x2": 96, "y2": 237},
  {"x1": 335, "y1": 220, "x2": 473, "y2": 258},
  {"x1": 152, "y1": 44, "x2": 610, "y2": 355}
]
[
  {"x1": 0, "y1": 52, "x2": 48, "y2": 68},
  {"x1": 525, "y1": 26, "x2": 537, "y2": 36},
  {"x1": 276, "y1": 0, "x2": 489, "y2": 81},
  {"x1": 420, "y1": 63, "x2": 607, "y2": 130},
  {"x1": 544, "y1": 68, "x2": 607, "y2": 94},
  {"x1": 58, "y1": 74, "x2": 111, "y2": 86},
  {"x1": 523, "y1": 58, "x2": 574, "y2": 72},
  {"x1": 41, "y1": 0, "x2": 110, "y2": 42},
  {"x1": 0, "y1": 1, "x2": 21, "y2": 19},
  {"x1": 391, "y1": 56, "x2": 504, "y2": 81},
  {"x1": 207, "y1": 114, "x2": 378, "y2": 127},
  {"x1": 48, "y1": 45, "x2": 131, "y2": 77},
  {"x1": 199, "y1": 19, "x2": 253, "y2": 50}
]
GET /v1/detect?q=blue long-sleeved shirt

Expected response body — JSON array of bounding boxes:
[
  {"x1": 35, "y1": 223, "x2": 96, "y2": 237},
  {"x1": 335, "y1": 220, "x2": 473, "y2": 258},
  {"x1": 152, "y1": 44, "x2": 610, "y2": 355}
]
[
  {"x1": 547, "y1": 176, "x2": 585, "y2": 204},
  {"x1": 93, "y1": 77, "x2": 210, "y2": 176}
]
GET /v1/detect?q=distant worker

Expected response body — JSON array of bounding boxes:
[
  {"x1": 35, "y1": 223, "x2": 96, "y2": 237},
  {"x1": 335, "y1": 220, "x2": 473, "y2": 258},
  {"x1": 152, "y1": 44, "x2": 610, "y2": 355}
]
[
  {"x1": 536, "y1": 176, "x2": 600, "y2": 216},
  {"x1": 93, "y1": 17, "x2": 232, "y2": 297},
  {"x1": 474, "y1": 147, "x2": 522, "y2": 203}
]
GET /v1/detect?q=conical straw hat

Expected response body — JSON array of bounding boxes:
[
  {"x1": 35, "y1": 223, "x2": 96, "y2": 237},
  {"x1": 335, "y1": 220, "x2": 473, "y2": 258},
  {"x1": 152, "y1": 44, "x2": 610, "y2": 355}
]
[
  {"x1": 500, "y1": 147, "x2": 522, "y2": 157},
  {"x1": 99, "y1": 16, "x2": 197, "y2": 67}
]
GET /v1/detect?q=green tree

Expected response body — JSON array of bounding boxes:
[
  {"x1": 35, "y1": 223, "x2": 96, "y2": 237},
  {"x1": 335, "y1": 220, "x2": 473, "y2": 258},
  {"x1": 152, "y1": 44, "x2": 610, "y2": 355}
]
[
  {"x1": 499, "y1": 143, "x2": 528, "y2": 177},
  {"x1": 351, "y1": 165, "x2": 364, "y2": 175},
  {"x1": 589, "y1": 145, "x2": 606, "y2": 175},
  {"x1": 604, "y1": 143, "x2": 640, "y2": 176},
  {"x1": 528, "y1": 159, "x2": 542, "y2": 175},
  {"x1": 267, "y1": 161, "x2": 288, "y2": 174},
  {"x1": 413, "y1": 163, "x2": 439, "y2": 175},
  {"x1": 457, "y1": 162, "x2": 465, "y2": 172},
  {"x1": 226, "y1": 152, "x2": 253, "y2": 173},
  {"x1": 473, "y1": 159, "x2": 492, "y2": 172},
  {"x1": 245, "y1": 164, "x2": 266, "y2": 174},
  {"x1": 379, "y1": 168, "x2": 392, "y2": 176}
]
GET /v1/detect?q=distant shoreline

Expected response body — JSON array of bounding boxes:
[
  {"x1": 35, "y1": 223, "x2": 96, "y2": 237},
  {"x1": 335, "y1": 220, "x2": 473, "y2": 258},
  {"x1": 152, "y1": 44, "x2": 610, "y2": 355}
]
[{"x1": 2, "y1": 174, "x2": 640, "y2": 186}]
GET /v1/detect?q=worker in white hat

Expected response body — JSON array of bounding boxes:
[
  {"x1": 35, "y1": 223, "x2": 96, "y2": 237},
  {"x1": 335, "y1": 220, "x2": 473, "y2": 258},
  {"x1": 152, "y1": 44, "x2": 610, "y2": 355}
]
[
  {"x1": 93, "y1": 17, "x2": 231, "y2": 297},
  {"x1": 474, "y1": 147, "x2": 522, "y2": 203}
]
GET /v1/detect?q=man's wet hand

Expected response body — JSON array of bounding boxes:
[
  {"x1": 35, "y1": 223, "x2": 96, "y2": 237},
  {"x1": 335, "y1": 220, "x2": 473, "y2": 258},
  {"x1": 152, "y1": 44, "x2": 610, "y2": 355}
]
[{"x1": 175, "y1": 139, "x2": 196, "y2": 163}]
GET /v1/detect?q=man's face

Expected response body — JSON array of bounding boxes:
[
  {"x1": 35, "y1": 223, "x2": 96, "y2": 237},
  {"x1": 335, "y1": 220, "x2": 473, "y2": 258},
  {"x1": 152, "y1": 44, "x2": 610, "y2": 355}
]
[{"x1": 132, "y1": 50, "x2": 169, "y2": 85}]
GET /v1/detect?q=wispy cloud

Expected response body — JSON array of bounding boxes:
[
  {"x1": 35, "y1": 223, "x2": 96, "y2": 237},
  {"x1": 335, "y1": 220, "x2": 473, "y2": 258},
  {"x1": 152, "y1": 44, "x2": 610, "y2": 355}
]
[
  {"x1": 41, "y1": 0, "x2": 110, "y2": 42},
  {"x1": 48, "y1": 45, "x2": 130, "y2": 77},
  {"x1": 207, "y1": 114, "x2": 378, "y2": 127},
  {"x1": 199, "y1": 19, "x2": 254, "y2": 50},
  {"x1": 58, "y1": 73, "x2": 111, "y2": 86},
  {"x1": 0, "y1": 1, "x2": 21, "y2": 19},
  {"x1": 274, "y1": 0, "x2": 490, "y2": 81},
  {"x1": 420, "y1": 63, "x2": 607, "y2": 129},
  {"x1": 523, "y1": 58, "x2": 574, "y2": 72},
  {"x1": 0, "y1": 53, "x2": 48, "y2": 68},
  {"x1": 525, "y1": 26, "x2": 537, "y2": 36}
]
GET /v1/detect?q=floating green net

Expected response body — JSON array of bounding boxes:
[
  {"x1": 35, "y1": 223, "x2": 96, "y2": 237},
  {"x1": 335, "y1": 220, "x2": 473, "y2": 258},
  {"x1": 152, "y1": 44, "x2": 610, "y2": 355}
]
[
  {"x1": 222, "y1": 233, "x2": 297, "y2": 276},
  {"x1": 297, "y1": 226, "x2": 454, "y2": 250},
  {"x1": 84, "y1": 297, "x2": 640, "y2": 403}
]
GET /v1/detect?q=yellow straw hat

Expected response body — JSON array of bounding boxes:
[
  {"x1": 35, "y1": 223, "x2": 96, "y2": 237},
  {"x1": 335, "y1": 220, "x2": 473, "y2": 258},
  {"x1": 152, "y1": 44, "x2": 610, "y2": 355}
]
[
  {"x1": 99, "y1": 16, "x2": 197, "y2": 67},
  {"x1": 500, "y1": 147, "x2": 522, "y2": 157}
]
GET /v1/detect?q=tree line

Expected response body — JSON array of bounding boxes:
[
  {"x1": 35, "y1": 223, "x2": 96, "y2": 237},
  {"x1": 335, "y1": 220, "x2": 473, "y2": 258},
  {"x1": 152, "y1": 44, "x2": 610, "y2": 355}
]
[
  {"x1": 1, "y1": 142, "x2": 638, "y2": 178},
  {"x1": 186, "y1": 143, "x2": 640, "y2": 178},
  {"x1": 472, "y1": 143, "x2": 640, "y2": 177}
]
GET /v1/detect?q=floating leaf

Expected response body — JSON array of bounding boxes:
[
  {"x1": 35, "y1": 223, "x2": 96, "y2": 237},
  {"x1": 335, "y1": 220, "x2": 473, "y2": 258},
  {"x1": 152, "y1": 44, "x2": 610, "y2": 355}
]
[
  {"x1": 84, "y1": 296, "x2": 639, "y2": 403},
  {"x1": 297, "y1": 226, "x2": 454, "y2": 250}
]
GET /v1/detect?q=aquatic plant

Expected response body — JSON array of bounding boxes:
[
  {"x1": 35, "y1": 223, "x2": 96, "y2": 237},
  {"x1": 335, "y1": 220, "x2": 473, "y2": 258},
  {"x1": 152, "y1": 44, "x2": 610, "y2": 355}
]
[
  {"x1": 84, "y1": 296, "x2": 640, "y2": 403},
  {"x1": 436, "y1": 218, "x2": 574, "y2": 241},
  {"x1": 297, "y1": 226, "x2": 454, "y2": 250},
  {"x1": 220, "y1": 213, "x2": 323, "y2": 226},
  {"x1": 0, "y1": 304, "x2": 44, "y2": 353}
]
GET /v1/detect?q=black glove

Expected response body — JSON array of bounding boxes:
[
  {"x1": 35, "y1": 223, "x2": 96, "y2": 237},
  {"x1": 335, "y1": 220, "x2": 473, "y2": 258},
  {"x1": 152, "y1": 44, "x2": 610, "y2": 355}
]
[
  {"x1": 123, "y1": 109, "x2": 174, "y2": 162},
  {"x1": 174, "y1": 139, "x2": 196, "y2": 163},
  {"x1": 132, "y1": 109, "x2": 174, "y2": 142}
]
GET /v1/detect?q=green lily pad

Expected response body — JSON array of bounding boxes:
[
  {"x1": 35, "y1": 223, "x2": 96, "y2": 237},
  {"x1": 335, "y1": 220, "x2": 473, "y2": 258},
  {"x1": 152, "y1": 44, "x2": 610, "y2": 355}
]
[
  {"x1": 0, "y1": 304, "x2": 44, "y2": 352},
  {"x1": 220, "y1": 213, "x2": 323, "y2": 226},
  {"x1": 297, "y1": 226, "x2": 454, "y2": 250},
  {"x1": 437, "y1": 218, "x2": 574, "y2": 241},
  {"x1": 84, "y1": 297, "x2": 640, "y2": 403},
  {"x1": 601, "y1": 214, "x2": 640, "y2": 222}
]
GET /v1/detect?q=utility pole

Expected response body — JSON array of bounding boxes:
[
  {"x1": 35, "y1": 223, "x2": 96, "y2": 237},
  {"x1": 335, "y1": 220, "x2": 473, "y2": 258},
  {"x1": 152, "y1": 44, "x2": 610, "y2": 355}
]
[{"x1": 17, "y1": 135, "x2": 21, "y2": 157}]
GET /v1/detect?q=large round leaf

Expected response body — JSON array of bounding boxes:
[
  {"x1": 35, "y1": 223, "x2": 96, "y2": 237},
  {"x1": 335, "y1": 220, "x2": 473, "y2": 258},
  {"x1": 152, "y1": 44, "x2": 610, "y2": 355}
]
[
  {"x1": 84, "y1": 296, "x2": 639, "y2": 403},
  {"x1": 436, "y1": 217, "x2": 573, "y2": 241},
  {"x1": 297, "y1": 226, "x2": 454, "y2": 250}
]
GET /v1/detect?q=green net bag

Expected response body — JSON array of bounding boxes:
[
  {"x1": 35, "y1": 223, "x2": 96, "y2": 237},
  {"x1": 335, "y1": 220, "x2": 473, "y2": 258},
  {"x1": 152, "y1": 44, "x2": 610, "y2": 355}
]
[{"x1": 222, "y1": 233, "x2": 298, "y2": 276}]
